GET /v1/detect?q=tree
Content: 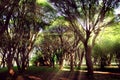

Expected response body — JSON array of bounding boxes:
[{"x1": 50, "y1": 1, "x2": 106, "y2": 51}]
[
  {"x1": 0, "y1": 0, "x2": 21, "y2": 74},
  {"x1": 48, "y1": 18, "x2": 83, "y2": 71},
  {"x1": 49, "y1": 0, "x2": 120, "y2": 75},
  {"x1": 113, "y1": 39, "x2": 120, "y2": 69},
  {"x1": 0, "y1": 0, "x2": 50, "y2": 74},
  {"x1": 35, "y1": 16, "x2": 82, "y2": 71},
  {"x1": 92, "y1": 20, "x2": 120, "y2": 68},
  {"x1": 92, "y1": 39, "x2": 114, "y2": 68},
  {"x1": 0, "y1": 0, "x2": 21, "y2": 36},
  {"x1": 12, "y1": 0, "x2": 49, "y2": 72}
]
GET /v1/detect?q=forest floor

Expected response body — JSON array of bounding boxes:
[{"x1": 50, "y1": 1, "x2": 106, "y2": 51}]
[{"x1": 0, "y1": 66, "x2": 120, "y2": 80}]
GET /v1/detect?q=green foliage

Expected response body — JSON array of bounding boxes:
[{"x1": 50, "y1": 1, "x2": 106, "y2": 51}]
[
  {"x1": 103, "y1": 23, "x2": 120, "y2": 40},
  {"x1": 92, "y1": 44, "x2": 102, "y2": 57},
  {"x1": 93, "y1": 23, "x2": 120, "y2": 67},
  {"x1": 113, "y1": 40, "x2": 120, "y2": 54},
  {"x1": 94, "y1": 22, "x2": 120, "y2": 55},
  {"x1": 0, "y1": 67, "x2": 8, "y2": 73},
  {"x1": 93, "y1": 38, "x2": 114, "y2": 57},
  {"x1": 30, "y1": 49, "x2": 43, "y2": 65},
  {"x1": 112, "y1": 40, "x2": 120, "y2": 67},
  {"x1": 0, "y1": 0, "x2": 54, "y2": 73},
  {"x1": 27, "y1": 66, "x2": 59, "y2": 72},
  {"x1": 46, "y1": 16, "x2": 67, "y2": 31},
  {"x1": 37, "y1": 0, "x2": 51, "y2": 8}
]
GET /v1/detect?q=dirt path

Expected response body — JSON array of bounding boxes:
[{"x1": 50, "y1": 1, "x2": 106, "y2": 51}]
[
  {"x1": 28, "y1": 71, "x2": 120, "y2": 80},
  {"x1": 1, "y1": 70, "x2": 120, "y2": 80}
]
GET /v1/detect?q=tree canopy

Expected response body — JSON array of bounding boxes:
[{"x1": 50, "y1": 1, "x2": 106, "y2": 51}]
[{"x1": 0, "y1": 0, "x2": 120, "y2": 77}]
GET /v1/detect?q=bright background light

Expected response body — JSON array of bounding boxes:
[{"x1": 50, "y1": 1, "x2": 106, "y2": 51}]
[
  {"x1": 36, "y1": 0, "x2": 46, "y2": 4},
  {"x1": 115, "y1": 6, "x2": 120, "y2": 14}
]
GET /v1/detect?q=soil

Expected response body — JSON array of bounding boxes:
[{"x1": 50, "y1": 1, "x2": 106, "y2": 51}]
[{"x1": 0, "y1": 70, "x2": 120, "y2": 80}]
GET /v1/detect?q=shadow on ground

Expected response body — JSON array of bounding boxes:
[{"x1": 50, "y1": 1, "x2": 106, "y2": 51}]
[{"x1": 0, "y1": 70, "x2": 120, "y2": 80}]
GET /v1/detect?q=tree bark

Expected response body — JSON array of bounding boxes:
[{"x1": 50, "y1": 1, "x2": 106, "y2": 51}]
[
  {"x1": 70, "y1": 53, "x2": 74, "y2": 71},
  {"x1": 78, "y1": 50, "x2": 84, "y2": 69},
  {"x1": 59, "y1": 58, "x2": 63, "y2": 69},
  {"x1": 84, "y1": 45, "x2": 93, "y2": 75},
  {"x1": 7, "y1": 58, "x2": 14, "y2": 76}
]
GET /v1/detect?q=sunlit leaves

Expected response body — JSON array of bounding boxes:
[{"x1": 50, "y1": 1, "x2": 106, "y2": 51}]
[
  {"x1": 48, "y1": 16, "x2": 68, "y2": 30},
  {"x1": 100, "y1": 23, "x2": 120, "y2": 42},
  {"x1": 37, "y1": 0, "x2": 53, "y2": 11}
]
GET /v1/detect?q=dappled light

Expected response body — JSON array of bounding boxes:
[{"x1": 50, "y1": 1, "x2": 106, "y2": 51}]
[
  {"x1": 0, "y1": 0, "x2": 120, "y2": 80},
  {"x1": 94, "y1": 71, "x2": 120, "y2": 75},
  {"x1": 28, "y1": 76, "x2": 42, "y2": 80}
]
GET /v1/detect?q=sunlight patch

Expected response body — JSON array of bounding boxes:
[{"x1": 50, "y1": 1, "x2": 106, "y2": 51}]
[
  {"x1": 36, "y1": 0, "x2": 46, "y2": 4},
  {"x1": 36, "y1": 0, "x2": 49, "y2": 7}
]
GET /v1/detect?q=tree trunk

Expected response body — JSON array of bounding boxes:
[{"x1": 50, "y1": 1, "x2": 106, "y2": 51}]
[
  {"x1": 15, "y1": 57, "x2": 22, "y2": 72},
  {"x1": 50, "y1": 57, "x2": 55, "y2": 68},
  {"x1": 78, "y1": 50, "x2": 84, "y2": 69},
  {"x1": 59, "y1": 58, "x2": 63, "y2": 69},
  {"x1": 21, "y1": 58, "x2": 28, "y2": 72},
  {"x1": 84, "y1": 45, "x2": 93, "y2": 75},
  {"x1": 107, "y1": 54, "x2": 113, "y2": 66},
  {"x1": 100, "y1": 56, "x2": 106, "y2": 69},
  {"x1": 70, "y1": 53, "x2": 74, "y2": 71},
  {"x1": 7, "y1": 59, "x2": 14, "y2": 76}
]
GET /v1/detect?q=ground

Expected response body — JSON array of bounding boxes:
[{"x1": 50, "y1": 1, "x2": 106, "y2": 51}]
[
  {"x1": 0, "y1": 66, "x2": 120, "y2": 80},
  {"x1": 27, "y1": 71, "x2": 120, "y2": 80}
]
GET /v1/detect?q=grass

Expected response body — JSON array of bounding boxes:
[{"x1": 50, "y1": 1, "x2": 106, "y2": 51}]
[
  {"x1": 27, "y1": 66, "x2": 59, "y2": 72},
  {"x1": 0, "y1": 66, "x2": 19, "y2": 73},
  {"x1": 0, "y1": 65, "x2": 119, "y2": 73},
  {"x1": 0, "y1": 67, "x2": 8, "y2": 74}
]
